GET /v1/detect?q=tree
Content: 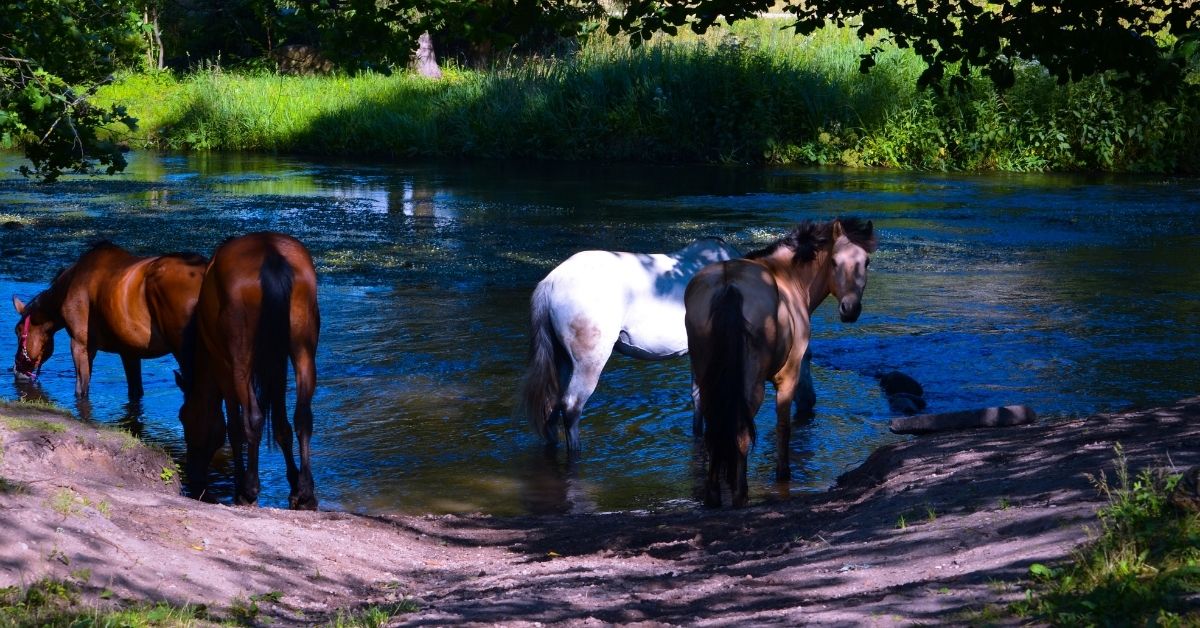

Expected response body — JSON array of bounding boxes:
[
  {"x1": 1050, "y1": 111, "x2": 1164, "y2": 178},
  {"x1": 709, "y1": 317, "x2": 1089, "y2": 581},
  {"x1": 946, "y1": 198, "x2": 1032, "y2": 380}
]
[
  {"x1": 608, "y1": 0, "x2": 1200, "y2": 95},
  {"x1": 1, "y1": 0, "x2": 143, "y2": 181}
]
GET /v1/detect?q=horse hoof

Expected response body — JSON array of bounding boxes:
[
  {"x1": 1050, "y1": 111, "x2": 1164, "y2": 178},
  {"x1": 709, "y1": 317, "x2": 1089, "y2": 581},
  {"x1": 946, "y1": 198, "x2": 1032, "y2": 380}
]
[{"x1": 289, "y1": 495, "x2": 318, "y2": 511}]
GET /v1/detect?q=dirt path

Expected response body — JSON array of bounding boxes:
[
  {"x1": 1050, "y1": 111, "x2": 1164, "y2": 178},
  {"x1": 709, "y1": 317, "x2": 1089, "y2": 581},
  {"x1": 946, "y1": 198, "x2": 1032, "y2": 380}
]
[{"x1": 3, "y1": 397, "x2": 1198, "y2": 624}]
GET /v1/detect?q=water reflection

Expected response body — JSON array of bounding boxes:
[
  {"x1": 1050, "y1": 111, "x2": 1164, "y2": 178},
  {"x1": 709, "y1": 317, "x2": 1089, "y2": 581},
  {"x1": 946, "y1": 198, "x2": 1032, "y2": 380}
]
[{"x1": 1, "y1": 151, "x2": 1198, "y2": 515}]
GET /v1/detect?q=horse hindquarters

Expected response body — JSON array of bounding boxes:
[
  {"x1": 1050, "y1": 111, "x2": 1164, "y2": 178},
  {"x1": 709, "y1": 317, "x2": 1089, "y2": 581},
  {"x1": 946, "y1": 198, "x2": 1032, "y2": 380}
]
[
  {"x1": 695, "y1": 284, "x2": 759, "y2": 508},
  {"x1": 255, "y1": 250, "x2": 320, "y2": 510}
]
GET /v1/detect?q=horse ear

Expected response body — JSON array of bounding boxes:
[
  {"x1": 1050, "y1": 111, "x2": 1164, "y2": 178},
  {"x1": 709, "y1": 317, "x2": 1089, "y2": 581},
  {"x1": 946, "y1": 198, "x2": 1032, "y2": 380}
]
[
  {"x1": 11, "y1": 295, "x2": 25, "y2": 315},
  {"x1": 832, "y1": 219, "x2": 845, "y2": 241}
]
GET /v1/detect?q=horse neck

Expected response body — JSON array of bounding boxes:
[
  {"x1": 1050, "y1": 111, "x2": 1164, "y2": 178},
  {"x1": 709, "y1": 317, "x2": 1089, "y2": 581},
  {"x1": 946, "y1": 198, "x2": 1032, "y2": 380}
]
[
  {"x1": 766, "y1": 248, "x2": 833, "y2": 312},
  {"x1": 26, "y1": 283, "x2": 69, "y2": 328}
]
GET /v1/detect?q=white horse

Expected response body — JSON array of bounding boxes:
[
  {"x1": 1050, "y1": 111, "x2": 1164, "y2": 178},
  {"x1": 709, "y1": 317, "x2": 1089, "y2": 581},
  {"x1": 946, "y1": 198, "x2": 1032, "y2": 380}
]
[{"x1": 518, "y1": 238, "x2": 741, "y2": 452}]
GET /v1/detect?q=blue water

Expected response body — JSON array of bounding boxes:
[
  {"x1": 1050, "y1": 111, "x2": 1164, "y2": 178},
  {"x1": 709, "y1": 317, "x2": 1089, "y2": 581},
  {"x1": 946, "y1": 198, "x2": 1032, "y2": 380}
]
[{"x1": 1, "y1": 152, "x2": 1198, "y2": 515}]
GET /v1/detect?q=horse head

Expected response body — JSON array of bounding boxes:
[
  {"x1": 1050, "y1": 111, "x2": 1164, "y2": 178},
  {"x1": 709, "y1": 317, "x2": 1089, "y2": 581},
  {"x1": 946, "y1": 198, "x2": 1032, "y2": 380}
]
[
  {"x1": 11, "y1": 295, "x2": 55, "y2": 381},
  {"x1": 827, "y1": 218, "x2": 877, "y2": 322}
]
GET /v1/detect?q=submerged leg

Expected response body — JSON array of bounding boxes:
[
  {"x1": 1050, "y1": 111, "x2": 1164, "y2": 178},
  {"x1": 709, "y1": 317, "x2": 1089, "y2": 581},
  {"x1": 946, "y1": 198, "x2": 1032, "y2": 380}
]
[
  {"x1": 70, "y1": 337, "x2": 96, "y2": 398},
  {"x1": 774, "y1": 376, "x2": 797, "y2": 482},
  {"x1": 234, "y1": 367, "x2": 263, "y2": 506},
  {"x1": 559, "y1": 361, "x2": 603, "y2": 454},
  {"x1": 121, "y1": 354, "x2": 144, "y2": 400},
  {"x1": 794, "y1": 346, "x2": 815, "y2": 422},
  {"x1": 704, "y1": 458, "x2": 723, "y2": 508},
  {"x1": 225, "y1": 399, "x2": 246, "y2": 500},
  {"x1": 290, "y1": 342, "x2": 318, "y2": 510}
]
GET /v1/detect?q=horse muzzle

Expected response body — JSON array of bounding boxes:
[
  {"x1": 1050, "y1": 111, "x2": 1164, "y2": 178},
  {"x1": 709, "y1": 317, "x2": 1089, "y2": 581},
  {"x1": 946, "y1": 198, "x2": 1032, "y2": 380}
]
[
  {"x1": 13, "y1": 354, "x2": 40, "y2": 382},
  {"x1": 838, "y1": 297, "x2": 862, "y2": 323}
]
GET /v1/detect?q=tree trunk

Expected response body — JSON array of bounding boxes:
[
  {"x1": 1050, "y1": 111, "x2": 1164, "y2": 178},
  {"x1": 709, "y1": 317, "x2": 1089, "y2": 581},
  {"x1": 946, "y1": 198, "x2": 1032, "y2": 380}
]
[{"x1": 415, "y1": 32, "x2": 442, "y2": 79}]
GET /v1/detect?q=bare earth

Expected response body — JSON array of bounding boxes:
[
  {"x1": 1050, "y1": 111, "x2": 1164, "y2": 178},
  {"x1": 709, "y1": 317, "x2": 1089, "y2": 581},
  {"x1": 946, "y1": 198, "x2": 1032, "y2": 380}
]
[{"x1": 3, "y1": 397, "x2": 1199, "y2": 625}]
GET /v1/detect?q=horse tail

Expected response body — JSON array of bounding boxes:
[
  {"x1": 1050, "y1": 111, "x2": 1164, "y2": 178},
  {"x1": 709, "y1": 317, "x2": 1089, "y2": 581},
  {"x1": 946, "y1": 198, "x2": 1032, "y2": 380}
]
[
  {"x1": 519, "y1": 282, "x2": 562, "y2": 441},
  {"x1": 700, "y1": 284, "x2": 755, "y2": 484},
  {"x1": 255, "y1": 250, "x2": 293, "y2": 451}
]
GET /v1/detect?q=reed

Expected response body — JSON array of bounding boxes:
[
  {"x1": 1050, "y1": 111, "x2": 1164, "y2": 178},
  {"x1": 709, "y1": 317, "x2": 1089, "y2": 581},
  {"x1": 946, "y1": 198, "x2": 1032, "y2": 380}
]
[{"x1": 95, "y1": 21, "x2": 1200, "y2": 173}]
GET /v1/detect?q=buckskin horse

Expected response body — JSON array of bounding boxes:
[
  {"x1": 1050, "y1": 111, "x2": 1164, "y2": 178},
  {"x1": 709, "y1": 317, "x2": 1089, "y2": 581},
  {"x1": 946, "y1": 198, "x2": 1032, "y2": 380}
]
[
  {"x1": 685, "y1": 218, "x2": 877, "y2": 507},
  {"x1": 176, "y1": 232, "x2": 320, "y2": 510},
  {"x1": 519, "y1": 238, "x2": 740, "y2": 452},
  {"x1": 12, "y1": 242, "x2": 207, "y2": 398}
]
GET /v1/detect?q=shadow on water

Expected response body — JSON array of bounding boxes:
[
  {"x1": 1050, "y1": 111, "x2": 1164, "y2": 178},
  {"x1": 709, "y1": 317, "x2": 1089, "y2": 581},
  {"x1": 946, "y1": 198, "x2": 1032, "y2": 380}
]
[{"x1": 1, "y1": 150, "x2": 1199, "y2": 515}]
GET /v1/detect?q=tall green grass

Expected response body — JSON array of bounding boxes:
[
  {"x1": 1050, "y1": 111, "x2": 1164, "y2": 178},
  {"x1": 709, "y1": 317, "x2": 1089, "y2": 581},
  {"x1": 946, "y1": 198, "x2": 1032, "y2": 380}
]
[{"x1": 95, "y1": 21, "x2": 1200, "y2": 172}]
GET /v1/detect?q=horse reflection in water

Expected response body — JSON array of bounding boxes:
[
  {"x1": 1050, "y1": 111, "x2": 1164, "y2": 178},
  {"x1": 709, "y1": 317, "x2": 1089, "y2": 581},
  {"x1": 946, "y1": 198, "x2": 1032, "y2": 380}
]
[
  {"x1": 11, "y1": 242, "x2": 207, "y2": 398},
  {"x1": 176, "y1": 232, "x2": 321, "y2": 510},
  {"x1": 686, "y1": 218, "x2": 876, "y2": 507},
  {"x1": 519, "y1": 238, "x2": 740, "y2": 453}
]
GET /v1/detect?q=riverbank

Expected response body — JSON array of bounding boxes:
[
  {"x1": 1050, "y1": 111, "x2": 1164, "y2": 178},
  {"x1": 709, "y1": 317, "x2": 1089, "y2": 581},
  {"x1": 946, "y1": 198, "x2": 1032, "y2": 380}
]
[
  {"x1": 94, "y1": 21, "x2": 1200, "y2": 174},
  {"x1": 3, "y1": 396, "x2": 1198, "y2": 624}
]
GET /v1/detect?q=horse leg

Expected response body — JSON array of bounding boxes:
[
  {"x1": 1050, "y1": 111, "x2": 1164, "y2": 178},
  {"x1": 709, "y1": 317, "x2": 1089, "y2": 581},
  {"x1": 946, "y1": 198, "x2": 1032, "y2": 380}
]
[
  {"x1": 691, "y1": 378, "x2": 703, "y2": 437},
  {"x1": 225, "y1": 399, "x2": 246, "y2": 500},
  {"x1": 732, "y1": 450, "x2": 750, "y2": 508},
  {"x1": 289, "y1": 342, "x2": 318, "y2": 510},
  {"x1": 559, "y1": 359, "x2": 604, "y2": 454},
  {"x1": 185, "y1": 403, "x2": 227, "y2": 503},
  {"x1": 121, "y1": 354, "x2": 144, "y2": 400},
  {"x1": 69, "y1": 336, "x2": 96, "y2": 398},
  {"x1": 233, "y1": 368, "x2": 263, "y2": 506},
  {"x1": 794, "y1": 346, "x2": 816, "y2": 422},
  {"x1": 704, "y1": 458, "x2": 723, "y2": 508},
  {"x1": 773, "y1": 374, "x2": 798, "y2": 482},
  {"x1": 556, "y1": 319, "x2": 615, "y2": 453}
]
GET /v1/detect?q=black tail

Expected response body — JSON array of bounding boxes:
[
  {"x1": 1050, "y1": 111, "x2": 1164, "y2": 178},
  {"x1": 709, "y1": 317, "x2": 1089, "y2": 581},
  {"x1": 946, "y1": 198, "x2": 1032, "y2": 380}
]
[
  {"x1": 518, "y1": 282, "x2": 563, "y2": 442},
  {"x1": 256, "y1": 250, "x2": 293, "y2": 451},
  {"x1": 700, "y1": 285, "x2": 755, "y2": 484}
]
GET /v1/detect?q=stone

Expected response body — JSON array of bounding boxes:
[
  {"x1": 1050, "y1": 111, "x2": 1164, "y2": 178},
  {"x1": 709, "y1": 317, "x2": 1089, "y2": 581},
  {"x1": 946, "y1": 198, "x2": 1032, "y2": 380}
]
[{"x1": 889, "y1": 405, "x2": 1037, "y2": 435}]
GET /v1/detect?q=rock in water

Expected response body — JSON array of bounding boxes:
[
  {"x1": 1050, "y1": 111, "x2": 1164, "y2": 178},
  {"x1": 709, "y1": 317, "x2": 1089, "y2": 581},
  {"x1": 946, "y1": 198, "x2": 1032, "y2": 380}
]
[{"x1": 890, "y1": 405, "x2": 1037, "y2": 435}]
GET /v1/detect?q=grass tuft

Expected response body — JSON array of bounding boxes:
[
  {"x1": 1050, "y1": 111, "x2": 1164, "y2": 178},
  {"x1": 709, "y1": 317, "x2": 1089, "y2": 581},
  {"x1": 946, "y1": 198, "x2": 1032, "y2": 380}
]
[{"x1": 1013, "y1": 445, "x2": 1200, "y2": 624}]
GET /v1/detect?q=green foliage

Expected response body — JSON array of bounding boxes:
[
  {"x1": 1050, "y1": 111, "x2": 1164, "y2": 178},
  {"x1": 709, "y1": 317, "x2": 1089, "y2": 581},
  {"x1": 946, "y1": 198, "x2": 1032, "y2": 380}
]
[
  {"x1": 329, "y1": 600, "x2": 421, "y2": 627},
  {"x1": 0, "y1": 577, "x2": 211, "y2": 626},
  {"x1": 1, "y1": 416, "x2": 67, "y2": 433},
  {"x1": 1014, "y1": 446, "x2": 1200, "y2": 625},
  {"x1": 1, "y1": 0, "x2": 144, "y2": 181},
  {"x1": 610, "y1": 0, "x2": 1198, "y2": 97},
  {"x1": 95, "y1": 22, "x2": 1200, "y2": 173}
]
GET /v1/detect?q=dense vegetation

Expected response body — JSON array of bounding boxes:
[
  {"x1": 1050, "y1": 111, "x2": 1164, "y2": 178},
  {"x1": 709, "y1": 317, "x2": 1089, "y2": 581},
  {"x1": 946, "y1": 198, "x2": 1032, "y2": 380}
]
[
  {"x1": 95, "y1": 22, "x2": 1200, "y2": 173},
  {"x1": 5, "y1": 0, "x2": 1198, "y2": 178}
]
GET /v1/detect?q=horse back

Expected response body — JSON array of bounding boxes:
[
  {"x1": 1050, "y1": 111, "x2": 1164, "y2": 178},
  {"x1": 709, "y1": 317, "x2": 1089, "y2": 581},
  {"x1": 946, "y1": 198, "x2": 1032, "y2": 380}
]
[
  {"x1": 144, "y1": 253, "x2": 208, "y2": 357},
  {"x1": 200, "y1": 233, "x2": 319, "y2": 357},
  {"x1": 685, "y1": 260, "x2": 794, "y2": 374}
]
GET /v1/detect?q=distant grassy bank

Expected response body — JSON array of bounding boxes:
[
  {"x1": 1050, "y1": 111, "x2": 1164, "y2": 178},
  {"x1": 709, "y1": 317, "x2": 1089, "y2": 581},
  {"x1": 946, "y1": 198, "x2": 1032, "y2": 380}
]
[{"x1": 96, "y1": 21, "x2": 1200, "y2": 173}]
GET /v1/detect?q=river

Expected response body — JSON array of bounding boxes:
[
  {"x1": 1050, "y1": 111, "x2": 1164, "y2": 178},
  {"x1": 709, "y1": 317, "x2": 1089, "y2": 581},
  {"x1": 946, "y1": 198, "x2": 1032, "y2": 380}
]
[{"x1": 1, "y1": 152, "x2": 1197, "y2": 515}]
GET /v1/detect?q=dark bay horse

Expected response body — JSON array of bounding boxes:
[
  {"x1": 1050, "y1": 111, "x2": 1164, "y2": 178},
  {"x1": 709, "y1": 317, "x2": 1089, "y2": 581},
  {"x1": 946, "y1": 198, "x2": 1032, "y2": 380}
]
[
  {"x1": 11, "y1": 242, "x2": 207, "y2": 398},
  {"x1": 685, "y1": 218, "x2": 877, "y2": 507},
  {"x1": 176, "y1": 232, "x2": 320, "y2": 510}
]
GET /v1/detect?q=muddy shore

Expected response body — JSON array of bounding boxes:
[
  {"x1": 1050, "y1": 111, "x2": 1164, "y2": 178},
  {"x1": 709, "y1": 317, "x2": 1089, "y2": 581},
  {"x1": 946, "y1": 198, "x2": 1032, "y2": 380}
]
[{"x1": 2, "y1": 397, "x2": 1198, "y2": 624}]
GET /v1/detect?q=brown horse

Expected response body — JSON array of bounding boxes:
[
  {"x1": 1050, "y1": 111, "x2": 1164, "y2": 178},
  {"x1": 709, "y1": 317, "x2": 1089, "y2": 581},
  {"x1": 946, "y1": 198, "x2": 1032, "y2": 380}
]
[
  {"x1": 685, "y1": 218, "x2": 876, "y2": 507},
  {"x1": 176, "y1": 232, "x2": 320, "y2": 510},
  {"x1": 11, "y1": 242, "x2": 207, "y2": 398}
]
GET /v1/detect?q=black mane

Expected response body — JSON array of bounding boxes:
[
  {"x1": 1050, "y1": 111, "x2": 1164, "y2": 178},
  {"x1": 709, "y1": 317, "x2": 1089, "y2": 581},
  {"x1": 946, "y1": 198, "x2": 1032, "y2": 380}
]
[{"x1": 745, "y1": 217, "x2": 876, "y2": 263}]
